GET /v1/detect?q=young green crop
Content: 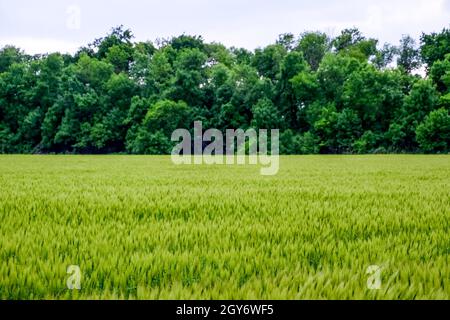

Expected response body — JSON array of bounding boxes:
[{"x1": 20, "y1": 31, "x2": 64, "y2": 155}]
[{"x1": 0, "y1": 155, "x2": 449, "y2": 299}]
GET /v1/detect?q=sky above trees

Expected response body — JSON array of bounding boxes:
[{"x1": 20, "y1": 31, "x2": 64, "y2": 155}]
[{"x1": 1, "y1": 0, "x2": 449, "y2": 54}]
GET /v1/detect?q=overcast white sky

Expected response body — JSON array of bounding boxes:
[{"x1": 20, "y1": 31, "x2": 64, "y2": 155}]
[{"x1": 1, "y1": 0, "x2": 449, "y2": 54}]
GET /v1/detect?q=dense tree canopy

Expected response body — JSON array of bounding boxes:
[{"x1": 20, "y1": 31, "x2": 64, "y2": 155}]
[{"x1": 1, "y1": 26, "x2": 449, "y2": 154}]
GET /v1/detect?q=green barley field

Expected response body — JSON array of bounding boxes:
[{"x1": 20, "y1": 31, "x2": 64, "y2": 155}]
[{"x1": 0, "y1": 155, "x2": 449, "y2": 299}]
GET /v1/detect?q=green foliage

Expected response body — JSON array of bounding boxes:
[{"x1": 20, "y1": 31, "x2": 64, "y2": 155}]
[
  {"x1": 403, "y1": 79, "x2": 439, "y2": 120},
  {"x1": 316, "y1": 53, "x2": 361, "y2": 105},
  {"x1": 0, "y1": 46, "x2": 26, "y2": 73},
  {"x1": 127, "y1": 99, "x2": 192, "y2": 154},
  {"x1": 335, "y1": 108, "x2": 362, "y2": 152},
  {"x1": 332, "y1": 28, "x2": 378, "y2": 62},
  {"x1": 251, "y1": 98, "x2": 281, "y2": 130},
  {"x1": 384, "y1": 79, "x2": 441, "y2": 151},
  {"x1": 167, "y1": 48, "x2": 208, "y2": 107},
  {"x1": 296, "y1": 31, "x2": 330, "y2": 71},
  {"x1": 275, "y1": 33, "x2": 295, "y2": 52},
  {"x1": 252, "y1": 44, "x2": 286, "y2": 80},
  {"x1": 416, "y1": 108, "x2": 450, "y2": 153},
  {"x1": 342, "y1": 66, "x2": 405, "y2": 131},
  {"x1": 332, "y1": 28, "x2": 366, "y2": 52},
  {"x1": 130, "y1": 129, "x2": 172, "y2": 154},
  {"x1": 76, "y1": 53, "x2": 114, "y2": 88},
  {"x1": 430, "y1": 53, "x2": 450, "y2": 94},
  {"x1": 106, "y1": 44, "x2": 133, "y2": 72},
  {"x1": 280, "y1": 129, "x2": 298, "y2": 154},
  {"x1": 353, "y1": 131, "x2": 380, "y2": 154},
  {"x1": 397, "y1": 35, "x2": 421, "y2": 74},
  {"x1": 297, "y1": 132, "x2": 320, "y2": 154},
  {"x1": 169, "y1": 34, "x2": 205, "y2": 51},
  {"x1": 276, "y1": 51, "x2": 309, "y2": 128},
  {"x1": 0, "y1": 123, "x2": 15, "y2": 153},
  {"x1": 420, "y1": 28, "x2": 450, "y2": 70},
  {"x1": 92, "y1": 25, "x2": 134, "y2": 60},
  {"x1": 372, "y1": 44, "x2": 397, "y2": 69},
  {"x1": 280, "y1": 130, "x2": 319, "y2": 155},
  {"x1": 143, "y1": 100, "x2": 192, "y2": 136},
  {"x1": 0, "y1": 26, "x2": 449, "y2": 154}
]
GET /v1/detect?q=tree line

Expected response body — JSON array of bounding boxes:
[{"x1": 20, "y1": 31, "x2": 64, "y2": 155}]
[{"x1": 1, "y1": 26, "x2": 449, "y2": 155}]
